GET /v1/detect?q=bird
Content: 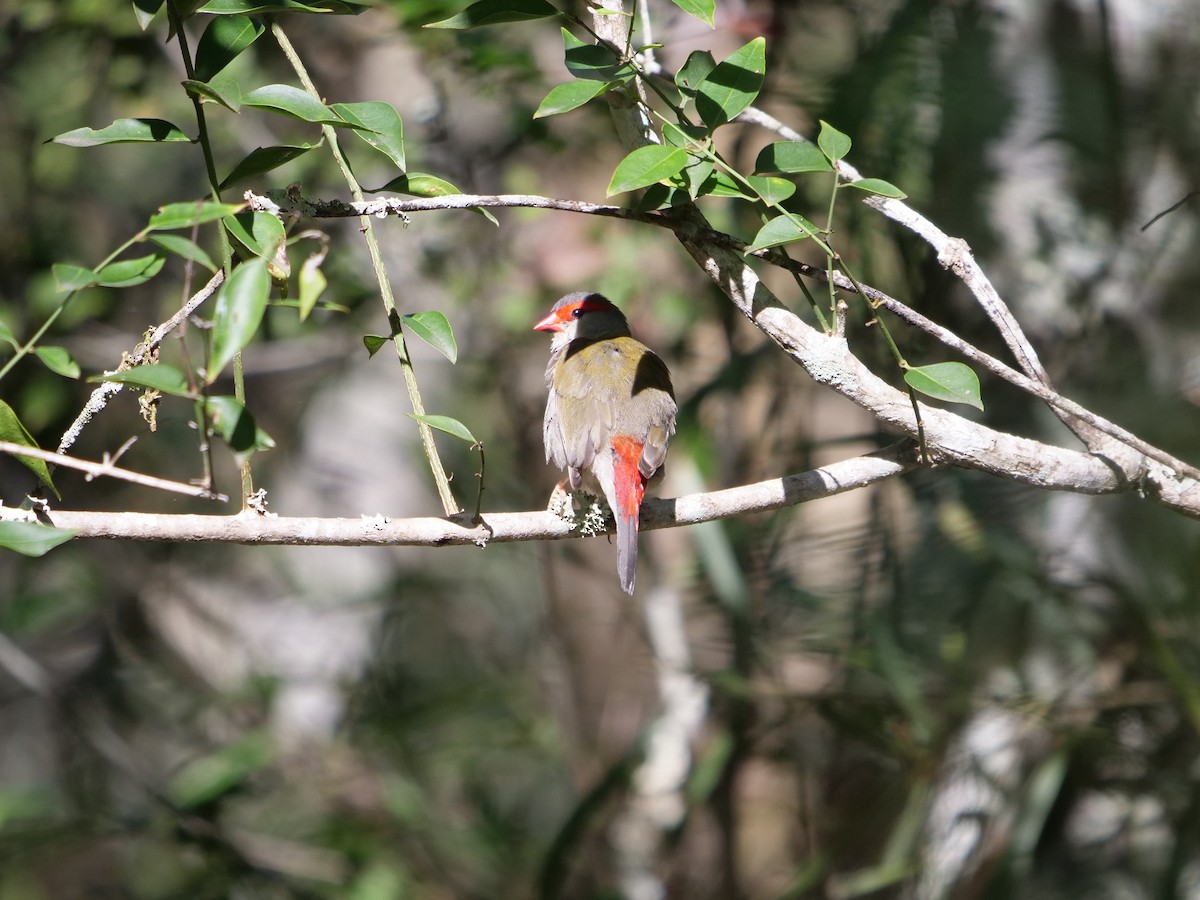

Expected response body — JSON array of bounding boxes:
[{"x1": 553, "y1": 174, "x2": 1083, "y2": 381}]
[{"x1": 534, "y1": 292, "x2": 677, "y2": 594}]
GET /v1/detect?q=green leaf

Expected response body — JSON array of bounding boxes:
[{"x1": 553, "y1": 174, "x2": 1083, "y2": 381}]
[
  {"x1": 373, "y1": 173, "x2": 499, "y2": 225},
  {"x1": 534, "y1": 79, "x2": 609, "y2": 118},
  {"x1": 52, "y1": 264, "x2": 98, "y2": 293},
  {"x1": 746, "y1": 175, "x2": 795, "y2": 205},
  {"x1": 149, "y1": 201, "x2": 245, "y2": 231},
  {"x1": 745, "y1": 215, "x2": 818, "y2": 253},
  {"x1": 183, "y1": 73, "x2": 243, "y2": 111},
  {"x1": 35, "y1": 347, "x2": 80, "y2": 379},
  {"x1": 817, "y1": 120, "x2": 851, "y2": 162},
  {"x1": 755, "y1": 141, "x2": 832, "y2": 175},
  {"x1": 694, "y1": 37, "x2": 766, "y2": 128},
  {"x1": 562, "y1": 28, "x2": 627, "y2": 82},
  {"x1": 168, "y1": 732, "x2": 274, "y2": 809},
  {"x1": 50, "y1": 118, "x2": 191, "y2": 147},
  {"x1": 675, "y1": 50, "x2": 716, "y2": 94},
  {"x1": 362, "y1": 334, "x2": 388, "y2": 357},
  {"x1": 94, "y1": 254, "x2": 166, "y2": 288},
  {"x1": 94, "y1": 363, "x2": 194, "y2": 397},
  {"x1": 0, "y1": 522, "x2": 75, "y2": 557},
  {"x1": 206, "y1": 396, "x2": 275, "y2": 454},
  {"x1": 0, "y1": 400, "x2": 58, "y2": 498},
  {"x1": 298, "y1": 254, "x2": 327, "y2": 322},
  {"x1": 208, "y1": 258, "x2": 270, "y2": 383},
  {"x1": 844, "y1": 177, "x2": 907, "y2": 199},
  {"x1": 402, "y1": 311, "x2": 457, "y2": 363},
  {"x1": 607, "y1": 145, "x2": 689, "y2": 196},
  {"x1": 332, "y1": 101, "x2": 405, "y2": 170},
  {"x1": 409, "y1": 414, "x2": 477, "y2": 444},
  {"x1": 193, "y1": 14, "x2": 264, "y2": 82},
  {"x1": 424, "y1": 0, "x2": 557, "y2": 29},
  {"x1": 148, "y1": 234, "x2": 218, "y2": 273},
  {"x1": 904, "y1": 362, "x2": 984, "y2": 411},
  {"x1": 670, "y1": 0, "x2": 715, "y2": 27},
  {"x1": 219, "y1": 142, "x2": 318, "y2": 189},
  {"x1": 223, "y1": 211, "x2": 286, "y2": 260},
  {"x1": 0, "y1": 318, "x2": 16, "y2": 348},
  {"x1": 241, "y1": 84, "x2": 345, "y2": 125},
  {"x1": 132, "y1": 0, "x2": 166, "y2": 30},
  {"x1": 197, "y1": 0, "x2": 368, "y2": 12}
]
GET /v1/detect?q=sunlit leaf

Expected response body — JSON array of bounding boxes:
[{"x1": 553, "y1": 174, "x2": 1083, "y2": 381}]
[
  {"x1": 409, "y1": 414, "x2": 477, "y2": 444},
  {"x1": 754, "y1": 141, "x2": 832, "y2": 175},
  {"x1": 424, "y1": 0, "x2": 557, "y2": 29},
  {"x1": 746, "y1": 175, "x2": 796, "y2": 205},
  {"x1": 817, "y1": 120, "x2": 851, "y2": 162},
  {"x1": 94, "y1": 254, "x2": 166, "y2": 288},
  {"x1": 52, "y1": 264, "x2": 97, "y2": 293},
  {"x1": 35, "y1": 347, "x2": 80, "y2": 379},
  {"x1": 669, "y1": 0, "x2": 715, "y2": 27},
  {"x1": 208, "y1": 258, "x2": 270, "y2": 383},
  {"x1": 844, "y1": 177, "x2": 907, "y2": 199},
  {"x1": 241, "y1": 84, "x2": 346, "y2": 125},
  {"x1": 402, "y1": 311, "x2": 457, "y2": 363},
  {"x1": 94, "y1": 363, "x2": 194, "y2": 397},
  {"x1": 562, "y1": 28, "x2": 627, "y2": 82},
  {"x1": 219, "y1": 142, "x2": 318, "y2": 189},
  {"x1": 607, "y1": 145, "x2": 689, "y2": 196},
  {"x1": 0, "y1": 400, "x2": 58, "y2": 498},
  {"x1": 745, "y1": 215, "x2": 818, "y2": 253},
  {"x1": 695, "y1": 37, "x2": 765, "y2": 128},
  {"x1": 298, "y1": 254, "x2": 327, "y2": 322},
  {"x1": 534, "y1": 79, "x2": 609, "y2": 118},
  {"x1": 193, "y1": 14, "x2": 264, "y2": 82},
  {"x1": 148, "y1": 201, "x2": 245, "y2": 231},
  {"x1": 148, "y1": 234, "x2": 218, "y2": 273},
  {"x1": 373, "y1": 173, "x2": 499, "y2": 225},
  {"x1": 675, "y1": 50, "x2": 716, "y2": 94},
  {"x1": 904, "y1": 362, "x2": 984, "y2": 410},
  {"x1": 223, "y1": 211, "x2": 286, "y2": 260},
  {"x1": 132, "y1": 0, "x2": 166, "y2": 30},
  {"x1": 50, "y1": 118, "x2": 191, "y2": 147},
  {"x1": 332, "y1": 101, "x2": 405, "y2": 170},
  {"x1": 197, "y1": 0, "x2": 368, "y2": 12},
  {"x1": 182, "y1": 72, "x2": 243, "y2": 111},
  {"x1": 0, "y1": 522, "x2": 75, "y2": 557}
]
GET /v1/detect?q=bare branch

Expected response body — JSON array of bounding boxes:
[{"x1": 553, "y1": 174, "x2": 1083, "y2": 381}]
[
  {"x1": 0, "y1": 441, "x2": 228, "y2": 501},
  {"x1": 2, "y1": 448, "x2": 916, "y2": 543}
]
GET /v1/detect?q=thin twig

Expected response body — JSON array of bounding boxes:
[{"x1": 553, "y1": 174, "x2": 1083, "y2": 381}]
[{"x1": 0, "y1": 441, "x2": 228, "y2": 501}]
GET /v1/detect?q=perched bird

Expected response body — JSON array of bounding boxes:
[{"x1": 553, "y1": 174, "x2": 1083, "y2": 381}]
[{"x1": 535, "y1": 292, "x2": 677, "y2": 594}]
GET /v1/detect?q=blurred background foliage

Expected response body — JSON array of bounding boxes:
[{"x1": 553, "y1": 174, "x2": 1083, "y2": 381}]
[{"x1": 2, "y1": 0, "x2": 1200, "y2": 897}]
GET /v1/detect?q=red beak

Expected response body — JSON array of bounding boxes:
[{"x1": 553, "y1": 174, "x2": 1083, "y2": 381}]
[{"x1": 533, "y1": 309, "x2": 567, "y2": 332}]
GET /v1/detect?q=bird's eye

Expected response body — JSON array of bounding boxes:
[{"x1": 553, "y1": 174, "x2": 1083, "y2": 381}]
[{"x1": 571, "y1": 307, "x2": 584, "y2": 318}]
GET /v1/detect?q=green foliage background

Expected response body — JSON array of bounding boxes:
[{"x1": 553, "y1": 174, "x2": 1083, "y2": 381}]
[{"x1": 2, "y1": 1, "x2": 1200, "y2": 898}]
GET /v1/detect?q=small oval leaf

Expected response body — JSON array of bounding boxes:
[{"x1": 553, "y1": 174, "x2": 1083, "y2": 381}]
[
  {"x1": 193, "y1": 14, "x2": 264, "y2": 82},
  {"x1": 148, "y1": 234, "x2": 218, "y2": 273},
  {"x1": 424, "y1": 0, "x2": 557, "y2": 29},
  {"x1": 670, "y1": 0, "x2": 715, "y2": 27},
  {"x1": 745, "y1": 215, "x2": 818, "y2": 253},
  {"x1": 409, "y1": 414, "x2": 477, "y2": 444},
  {"x1": 817, "y1": 120, "x2": 852, "y2": 162},
  {"x1": 149, "y1": 201, "x2": 245, "y2": 231},
  {"x1": 402, "y1": 311, "x2": 457, "y2": 364},
  {"x1": 241, "y1": 84, "x2": 343, "y2": 125},
  {"x1": 754, "y1": 141, "x2": 832, "y2": 175},
  {"x1": 608, "y1": 145, "x2": 689, "y2": 196},
  {"x1": 695, "y1": 37, "x2": 766, "y2": 128},
  {"x1": 219, "y1": 142, "x2": 318, "y2": 190},
  {"x1": 0, "y1": 400, "x2": 59, "y2": 498},
  {"x1": 208, "y1": 258, "x2": 270, "y2": 382},
  {"x1": 844, "y1": 177, "x2": 907, "y2": 199},
  {"x1": 746, "y1": 175, "x2": 796, "y2": 205},
  {"x1": 332, "y1": 101, "x2": 406, "y2": 170},
  {"x1": 533, "y1": 79, "x2": 608, "y2": 118},
  {"x1": 362, "y1": 334, "x2": 388, "y2": 357},
  {"x1": 34, "y1": 346, "x2": 80, "y2": 379},
  {"x1": 93, "y1": 363, "x2": 194, "y2": 397},
  {"x1": 904, "y1": 362, "x2": 984, "y2": 411},
  {"x1": 94, "y1": 254, "x2": 166, "y2": 288},
  {"x1": 0, "y1": 522, "x2": 76, "y2": 557},
  {"x1": 50, "y1": 118, "x2": 191, "y2": 147}
]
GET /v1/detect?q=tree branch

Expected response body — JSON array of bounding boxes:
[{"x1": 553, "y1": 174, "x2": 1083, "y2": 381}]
[{"x1": 3, "y1": 447, "x2": 917, "y2": 543}]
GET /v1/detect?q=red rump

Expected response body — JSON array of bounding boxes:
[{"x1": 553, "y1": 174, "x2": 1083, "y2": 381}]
[{"x1": 610, "y1": 435, "x2": 646, "y2": 522}]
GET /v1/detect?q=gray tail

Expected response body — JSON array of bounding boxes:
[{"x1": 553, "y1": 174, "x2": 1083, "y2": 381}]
[{"x1": 616, "y1": 511, "x2": 638, "y2": 594}]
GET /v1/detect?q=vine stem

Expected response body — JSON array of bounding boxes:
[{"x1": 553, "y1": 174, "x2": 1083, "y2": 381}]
[{"x1": 270, "y1": 22, "x2": 460, "y2": 515}]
